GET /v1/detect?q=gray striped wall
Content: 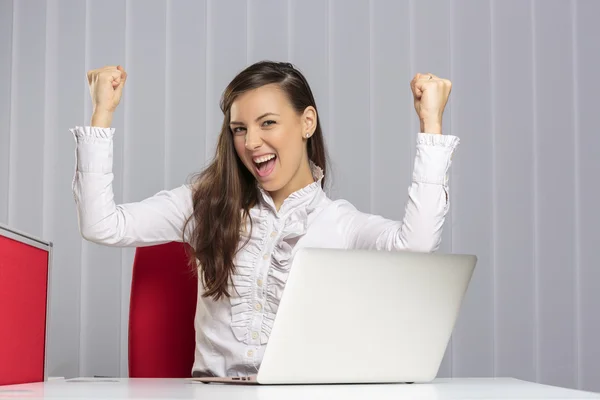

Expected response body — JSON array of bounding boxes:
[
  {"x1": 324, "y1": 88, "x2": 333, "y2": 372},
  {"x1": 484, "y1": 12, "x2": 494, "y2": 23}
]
[{"x1": 0, "y1": 0, "x2": 598, "y2": 392}]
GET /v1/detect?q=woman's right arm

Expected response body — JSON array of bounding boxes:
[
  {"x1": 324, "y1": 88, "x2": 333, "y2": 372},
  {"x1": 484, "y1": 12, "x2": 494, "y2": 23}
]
[
  {"x1": 71, "y1": 125, "x2": 194, "y2": 247},
  {"x1": 71, "y1": 65, "x2": 194, "y2": 247}
]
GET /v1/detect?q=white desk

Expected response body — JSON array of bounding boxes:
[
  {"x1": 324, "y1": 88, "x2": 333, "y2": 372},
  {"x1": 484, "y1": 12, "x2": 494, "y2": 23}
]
[{"x1": 0, "y1": 377, "x2": 597, "y2": 399}]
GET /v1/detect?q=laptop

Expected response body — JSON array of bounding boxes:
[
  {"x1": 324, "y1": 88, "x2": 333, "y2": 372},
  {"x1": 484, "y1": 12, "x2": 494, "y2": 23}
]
[{"x1": 194, "y1": 247, "x2": 476, "y2": 385}]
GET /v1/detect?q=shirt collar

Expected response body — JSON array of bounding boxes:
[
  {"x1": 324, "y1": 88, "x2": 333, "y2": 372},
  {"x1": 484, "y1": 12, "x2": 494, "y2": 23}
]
[{"x1": 257, "y1": 161, "x2": 325, "y2": 216}]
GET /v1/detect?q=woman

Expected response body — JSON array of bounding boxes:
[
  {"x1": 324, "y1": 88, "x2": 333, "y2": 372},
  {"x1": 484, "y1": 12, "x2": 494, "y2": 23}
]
[{"x1": 72, "y1": 60, "x2": 457, "y2": 377}]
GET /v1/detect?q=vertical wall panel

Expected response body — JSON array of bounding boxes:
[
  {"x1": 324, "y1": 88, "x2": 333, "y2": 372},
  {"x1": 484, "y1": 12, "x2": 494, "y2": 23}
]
[
  {"x1": 288, "y1": 0, "x2": 330, "y2": 190},
  {"x1": 165, "y1": 0, "x2": 207, "y2": 188},
  {"x1": 43, "y1": 0, "x2": 86, "y2": 379},
  {"x1": 0, "y1": 0, "x2": 12, "y2": 224},
  {"x1": 533, "y1": 0, "x2": 577, "y2": 389},
  {"x1": 575, "y1": 0, "x2": 600, "y2": 392},
  {"x1": 370, "y1": 0, "x2": 412, "y2": 221},
  {"x1": 205, "y1": 0, "x2": 247, "y2": 161},
  {"x1": 8, "y1": 0, "x2": 46, "y2": 237},
  {"x1": 449, "y1": 0, "x2": 494, "y2": 378},
  {"x1": 410, "y1": 0, "x2": 453, "y2": 377},
  {"x1": 121, "y1": 0, "x2": 168, "y2": 376},
  {"x1": 328, "y1": 0, "x2": 370, "y2": 210},
  {"x1": 80, "y1": 0, "x2": 127, "y2": 378},
  {"x1": 247, "y1": 0, "x2": 288, "y2": 64},
  {"x1": 492, "y1": 0, "x2": 536, "y2": 383}
]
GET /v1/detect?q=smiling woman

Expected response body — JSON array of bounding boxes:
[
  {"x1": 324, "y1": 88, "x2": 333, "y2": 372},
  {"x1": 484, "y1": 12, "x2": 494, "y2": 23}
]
[
  {"x1": 183, "y1": 63, "x2": 329, "y2": 306},
  {"x1": 70, "y1": 60, "x2": 458, "y2": 378},
  {"x1": 230, "y1": 83, "x2": 319, "y2": 207},
  {"x1": 234, "y1": 112, "x2": 294, "y2": 181}
]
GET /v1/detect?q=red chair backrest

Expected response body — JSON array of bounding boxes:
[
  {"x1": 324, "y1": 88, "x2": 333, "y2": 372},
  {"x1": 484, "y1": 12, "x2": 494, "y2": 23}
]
[
  {"x1": 0, "y1": 226, "x2": 50, "y2": 386},
  {"x1": 128, "y1": 242, "x2": 197, "y2": 377}
]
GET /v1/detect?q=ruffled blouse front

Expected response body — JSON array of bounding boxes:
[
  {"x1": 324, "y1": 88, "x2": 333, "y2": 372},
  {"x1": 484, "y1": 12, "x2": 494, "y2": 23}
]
[{"x1": 229, "y1": 164, "x2": 326, "y2": 346}]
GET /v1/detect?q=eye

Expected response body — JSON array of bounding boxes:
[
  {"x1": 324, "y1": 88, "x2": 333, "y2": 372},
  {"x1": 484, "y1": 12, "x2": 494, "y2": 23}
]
[
  {"x1": 262, "y1": 120, "x2": 276, "y2": 127},
  {"x1": 231, "y1": 126, "x2": 246, "y2": 135}
]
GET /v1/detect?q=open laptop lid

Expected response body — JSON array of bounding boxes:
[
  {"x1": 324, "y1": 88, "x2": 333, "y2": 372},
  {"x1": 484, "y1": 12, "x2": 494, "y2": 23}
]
[
  {"x1": 256, "y1": 247, "x2": 476, "y2": 385},
  {"x1": 0, "y1": 223, "x2": 52, "y2": 385}
]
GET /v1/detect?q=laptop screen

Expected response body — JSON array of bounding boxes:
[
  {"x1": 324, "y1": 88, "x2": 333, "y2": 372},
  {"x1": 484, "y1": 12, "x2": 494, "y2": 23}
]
[{"x1": 0, "y1": 224, "x2": 51, "y2": 386}]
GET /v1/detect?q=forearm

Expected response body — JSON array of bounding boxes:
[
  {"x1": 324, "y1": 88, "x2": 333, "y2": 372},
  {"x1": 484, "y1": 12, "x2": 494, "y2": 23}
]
[
  {"x1": 70, "y1": 125, "x2": 125, "y2": 244},
  {"x1": 70, "y1": 125, "x2": 193, "y2": 247},
  {"x1": 346, "y1": 133, "x2": 459, "y2": 252},
  {"x1": 91, "y1": 110, "x2": 113, "y2": 128},
  {"x1": 421, "y1": 119, "x2": 442, "y2": 135}
]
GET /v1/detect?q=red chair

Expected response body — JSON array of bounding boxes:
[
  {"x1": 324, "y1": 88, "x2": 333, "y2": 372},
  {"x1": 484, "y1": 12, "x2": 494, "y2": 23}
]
[{"x1": 128, "y1": 241, "x2": 197, "y2": 377}]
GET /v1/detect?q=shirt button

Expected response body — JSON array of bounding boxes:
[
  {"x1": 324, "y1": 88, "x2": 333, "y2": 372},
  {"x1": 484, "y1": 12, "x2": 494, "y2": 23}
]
[
  {"x1": 247, "y1": 350, "x2": 254, "y2": 357},
  {"x1": 252, "y1": 331, "x2": 259, "y2": 340},
  {"x1": 257, "y1": 279, "x2": 263, "y2": 287},
  {"x1": 255, "y1": 303, "x2": 262, "y2": 311},
  {"x1": 263, "y1": 254, "x2": 269, "y2": 260},
  {"x1": 270, "y1": 231, "x2": 277, "y2": 237}
]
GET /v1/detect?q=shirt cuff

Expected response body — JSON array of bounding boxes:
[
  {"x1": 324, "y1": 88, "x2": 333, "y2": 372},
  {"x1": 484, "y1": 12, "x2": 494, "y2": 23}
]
[
  {"x1": 70, "y1": 126, "x2": 115, "y2": 173},
  {"x1": 412, "y1": 132, "x2": 460, "y2": 185}
]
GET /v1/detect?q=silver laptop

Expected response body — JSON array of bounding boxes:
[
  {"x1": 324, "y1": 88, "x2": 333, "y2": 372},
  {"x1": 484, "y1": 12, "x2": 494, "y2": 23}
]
[{"x1": 194, "y1": 247, "x2": 476, "y2": 385}]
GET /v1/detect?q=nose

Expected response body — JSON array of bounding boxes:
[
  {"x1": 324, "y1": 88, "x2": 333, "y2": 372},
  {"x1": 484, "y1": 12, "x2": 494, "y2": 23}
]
[{"x1": 244, "y1": 127, "x2": 263, "y2": 151}]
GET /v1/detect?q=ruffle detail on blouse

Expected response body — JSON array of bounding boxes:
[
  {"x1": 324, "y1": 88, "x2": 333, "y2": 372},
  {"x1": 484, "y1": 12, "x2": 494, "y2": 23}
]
[
  {"x1": 229, "y1": 207, "x2": 267, "y2": 343},
  {"x1": 261, "y1": 206, "x2": 309, "y2": 343},
  {"x1": 229, "y1": 163, "x2": 324, "y2": 345},
  {"x1": 416, "y1": 132, "x2": 460, "y2": 149},
  {"x1": 70, "y1": 126, "x2": 115, "y2": 142}
]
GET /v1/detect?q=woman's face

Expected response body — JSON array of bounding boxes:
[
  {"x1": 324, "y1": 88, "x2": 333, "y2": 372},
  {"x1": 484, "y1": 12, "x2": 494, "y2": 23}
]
[{"x1": 230, "y1": 84, "x2": 317, "y2": 203}]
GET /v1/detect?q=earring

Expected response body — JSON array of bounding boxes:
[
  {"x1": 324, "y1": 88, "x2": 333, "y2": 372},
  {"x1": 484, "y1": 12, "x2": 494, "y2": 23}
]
[{"x1": 305, "y1": 133, "x2": 310, "y2": 138}]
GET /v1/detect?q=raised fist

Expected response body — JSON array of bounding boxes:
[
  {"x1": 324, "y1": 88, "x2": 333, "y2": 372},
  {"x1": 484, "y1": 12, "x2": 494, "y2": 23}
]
[{"x1": 87, "y1": 65, "x2": 127, "y2": 113}]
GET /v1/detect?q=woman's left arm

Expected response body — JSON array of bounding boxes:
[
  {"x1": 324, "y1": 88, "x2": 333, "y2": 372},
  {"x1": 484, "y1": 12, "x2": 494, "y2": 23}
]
[
  {"x1": 341, "y1": 73, "x2": 457, "y2": 253},
  {"x1": 340, "y1": 132, "x2": 458, "y2": 252}
]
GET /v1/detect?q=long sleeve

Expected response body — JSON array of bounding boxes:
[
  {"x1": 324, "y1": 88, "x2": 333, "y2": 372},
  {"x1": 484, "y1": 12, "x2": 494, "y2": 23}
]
[
  {"x1": 70, "y1": 126, "x2": 194, "y2": 247},
  {"x1": 341, "y1": 132, "x2": 460, "y2": 253}
]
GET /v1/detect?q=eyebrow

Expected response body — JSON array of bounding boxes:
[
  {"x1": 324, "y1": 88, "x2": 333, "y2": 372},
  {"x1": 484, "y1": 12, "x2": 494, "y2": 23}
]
[{"x1": 230, "y1": 112, "x2": 280, "y2": 126}]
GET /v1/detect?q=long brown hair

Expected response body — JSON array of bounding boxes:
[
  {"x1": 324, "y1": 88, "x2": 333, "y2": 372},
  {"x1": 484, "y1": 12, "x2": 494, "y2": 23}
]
[{"x1": 183, "y1": 61, "x2": 327, "y2": 301}]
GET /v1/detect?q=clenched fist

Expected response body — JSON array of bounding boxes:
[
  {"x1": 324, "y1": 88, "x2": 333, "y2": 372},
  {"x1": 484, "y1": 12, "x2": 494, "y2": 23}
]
[
  {"x1": 87, "y1": 65, "x2": 127, "y2": 127},
  {"x1": 410, "y1": 73, "x2": 452, "y2": 134}
]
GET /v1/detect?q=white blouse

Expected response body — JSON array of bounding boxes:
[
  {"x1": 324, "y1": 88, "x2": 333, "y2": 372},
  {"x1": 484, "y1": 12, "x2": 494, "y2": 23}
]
[{"x1": 70, "y1": 126, "x2": 460, "y2": 377}]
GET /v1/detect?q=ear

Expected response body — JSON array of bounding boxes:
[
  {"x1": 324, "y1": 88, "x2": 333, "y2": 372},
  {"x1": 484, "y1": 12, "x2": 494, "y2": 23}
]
[{"x1": 301, "y1": 106, "x2": 317, "y2": 139}]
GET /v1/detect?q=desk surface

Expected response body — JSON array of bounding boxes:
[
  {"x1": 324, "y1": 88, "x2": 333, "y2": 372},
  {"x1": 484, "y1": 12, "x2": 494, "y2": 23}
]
[{"x1": 0, "y1": 377, "x2": 598, "y2": 399}]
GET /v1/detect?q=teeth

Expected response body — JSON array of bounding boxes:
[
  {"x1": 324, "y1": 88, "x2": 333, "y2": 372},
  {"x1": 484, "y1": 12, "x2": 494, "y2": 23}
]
[{"x1": 253, "y1": 154, "x2": 275, "y2": 164}]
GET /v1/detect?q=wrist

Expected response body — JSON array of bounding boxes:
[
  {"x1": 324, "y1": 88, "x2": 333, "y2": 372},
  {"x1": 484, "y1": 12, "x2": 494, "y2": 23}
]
[
  {"x1": 420, "y1": 119, "x2": 442, "y2": 134},
  {"x1": 91, "y1": 109, "x2": 114, "y2": 128}
]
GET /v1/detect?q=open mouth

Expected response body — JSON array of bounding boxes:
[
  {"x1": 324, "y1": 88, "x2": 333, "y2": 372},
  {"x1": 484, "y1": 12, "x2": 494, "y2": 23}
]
[{"x1": 253, "y1": 154, "x2": 277, "y2": 178}]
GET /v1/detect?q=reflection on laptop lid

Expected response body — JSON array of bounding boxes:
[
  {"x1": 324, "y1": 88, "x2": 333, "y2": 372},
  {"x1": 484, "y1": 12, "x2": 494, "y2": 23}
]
[{"x1": 0, "y1": 224, "x2": 52, "y2": 386}]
